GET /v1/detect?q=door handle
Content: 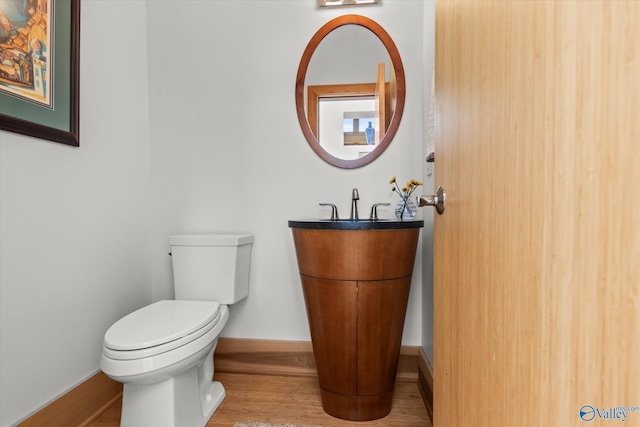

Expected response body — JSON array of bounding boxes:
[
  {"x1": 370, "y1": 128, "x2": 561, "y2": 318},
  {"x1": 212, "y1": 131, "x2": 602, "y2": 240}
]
[{"x1": 417, "y1": 186, "x2": 446, "y2": 215}]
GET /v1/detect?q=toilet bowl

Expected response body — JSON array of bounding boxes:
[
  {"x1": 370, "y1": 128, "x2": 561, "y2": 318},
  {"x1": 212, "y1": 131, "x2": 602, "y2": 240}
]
[
  {"x1": 101, "y1": 301, "x2": 229, "y2": 427},
  {"x1": 100, "y1": 233, "x2": 253, "y2": 427}
]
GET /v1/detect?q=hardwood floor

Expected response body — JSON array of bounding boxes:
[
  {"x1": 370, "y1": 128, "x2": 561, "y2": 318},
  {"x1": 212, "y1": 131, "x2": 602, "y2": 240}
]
[{"x1": 88, "y1": 372, "x2": 431, "y2": 427}]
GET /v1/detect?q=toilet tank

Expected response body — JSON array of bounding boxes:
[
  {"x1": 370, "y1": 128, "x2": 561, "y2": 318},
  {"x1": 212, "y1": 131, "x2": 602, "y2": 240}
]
[{"x1": 168, "y1": 234, "x2": 254, "y2": 304}]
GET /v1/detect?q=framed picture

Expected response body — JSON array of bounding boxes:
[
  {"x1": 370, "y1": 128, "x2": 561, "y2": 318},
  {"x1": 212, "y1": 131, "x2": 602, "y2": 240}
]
[{"x1": 0, "y1": 0, "x2": 80, "y2": 147}]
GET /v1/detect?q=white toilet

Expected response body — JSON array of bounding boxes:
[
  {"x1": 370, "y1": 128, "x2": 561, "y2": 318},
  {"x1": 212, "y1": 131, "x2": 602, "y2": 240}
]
[{"x1": 100, "y1": 233, "x2": 253, "y2": 427}]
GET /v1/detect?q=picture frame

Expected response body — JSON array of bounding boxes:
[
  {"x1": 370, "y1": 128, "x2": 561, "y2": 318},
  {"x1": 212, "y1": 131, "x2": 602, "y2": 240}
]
[{"x1": 0, "y1": 0, "x2": 80, "y2": 147}]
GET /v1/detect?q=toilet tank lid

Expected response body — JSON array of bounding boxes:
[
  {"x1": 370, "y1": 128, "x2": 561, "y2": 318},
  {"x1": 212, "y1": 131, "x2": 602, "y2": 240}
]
[{"x1": 169, "y1": 233, "x2": 254, "y2": 247}]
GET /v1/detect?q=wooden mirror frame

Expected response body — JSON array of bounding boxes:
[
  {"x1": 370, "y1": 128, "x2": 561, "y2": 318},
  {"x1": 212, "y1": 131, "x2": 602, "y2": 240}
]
[{"x1": 295, "y1": 15, "x2": 406, "y2": 169}]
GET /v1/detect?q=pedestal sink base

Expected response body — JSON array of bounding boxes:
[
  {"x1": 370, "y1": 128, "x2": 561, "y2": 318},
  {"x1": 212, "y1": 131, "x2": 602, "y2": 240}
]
[
  {"x1": 289, "y1": 221, "x2": 423, "y2": 422},
  {"x1": 320, "y1": 388, "x2": 393, "y2": 421}
]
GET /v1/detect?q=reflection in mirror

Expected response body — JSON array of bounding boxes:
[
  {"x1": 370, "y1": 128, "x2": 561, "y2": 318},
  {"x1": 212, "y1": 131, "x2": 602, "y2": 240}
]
[
  {"x1": 295, "y1": 15, "x2": 405, "y2": 169},
  {"x1": 321, "y1": 99, "x2": 376, "y2": 159}
]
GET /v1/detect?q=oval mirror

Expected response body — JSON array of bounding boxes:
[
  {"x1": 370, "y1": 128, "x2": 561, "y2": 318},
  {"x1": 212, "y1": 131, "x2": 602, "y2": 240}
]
[{"x1": 295, "y1": 15, "x2": 406, "y2": 169}]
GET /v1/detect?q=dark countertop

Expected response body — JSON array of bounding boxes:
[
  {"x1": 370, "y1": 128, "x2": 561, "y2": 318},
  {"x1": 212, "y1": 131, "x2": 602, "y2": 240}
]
[{"x1": 288, "y1": 219, "x2": 424, "y2": 230}]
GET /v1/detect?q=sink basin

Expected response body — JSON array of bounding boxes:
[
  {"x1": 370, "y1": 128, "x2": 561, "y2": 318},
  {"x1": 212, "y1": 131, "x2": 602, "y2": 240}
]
[
  {"x1": 288, "y1": 220, "x2": 423, "y2": 280},
  {"x1": 288, "y1": 219, "x2": 423, "y2": 230}
]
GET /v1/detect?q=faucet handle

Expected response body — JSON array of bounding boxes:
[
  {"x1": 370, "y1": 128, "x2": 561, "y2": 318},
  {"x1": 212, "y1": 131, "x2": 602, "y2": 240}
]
[
  {"x1": 319, "y1": 203, "x2": 339, "y2": 220},
  {"x1": 369, "y1": 203, "x2": 390, "y2": 221}
]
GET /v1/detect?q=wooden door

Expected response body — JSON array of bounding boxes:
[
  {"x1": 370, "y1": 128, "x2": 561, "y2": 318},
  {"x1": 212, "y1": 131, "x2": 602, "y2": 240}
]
[
  {"x1": 375, "y1": 62, "x2": 386, "y2": 143},
  {"x1": 434, "y1": 1, "x2": 640, "y2": 426}
]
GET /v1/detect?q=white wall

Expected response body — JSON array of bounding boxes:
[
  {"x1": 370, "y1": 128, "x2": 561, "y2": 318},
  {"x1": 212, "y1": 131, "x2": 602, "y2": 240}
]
[
  {"x1": 0, "y1": 2, "x2": 152, "y2": 426},
  {"x1": 146, "y1": 0, "x2": 427, "y2": 343}
]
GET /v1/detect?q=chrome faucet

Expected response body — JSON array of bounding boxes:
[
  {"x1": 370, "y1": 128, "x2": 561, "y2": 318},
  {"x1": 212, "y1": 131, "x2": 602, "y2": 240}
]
[
  {"x1": 369, "y1": 203, "x2": 390, "y2": 221},
  {"x1": 350, "y1": 188, "x2": 360, "y2": 220},
  {"x1": 319, "y1": 203, "x2": 339, "y2": 220}
]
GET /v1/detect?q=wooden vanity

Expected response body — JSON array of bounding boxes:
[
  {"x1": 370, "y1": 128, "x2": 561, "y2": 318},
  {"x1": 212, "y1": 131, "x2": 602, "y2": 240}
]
[{"x1": 288, "y1": 220, "x2": 423, "y2": 421}]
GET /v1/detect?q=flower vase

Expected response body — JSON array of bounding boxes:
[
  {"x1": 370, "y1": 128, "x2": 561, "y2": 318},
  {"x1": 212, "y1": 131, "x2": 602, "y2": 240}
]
[
  {"x1": 365, "y1": 122, "x2": 375, "y2": 145},
  {"x1": 395, "y1": 196, "x2": 417, "y2": 220}
]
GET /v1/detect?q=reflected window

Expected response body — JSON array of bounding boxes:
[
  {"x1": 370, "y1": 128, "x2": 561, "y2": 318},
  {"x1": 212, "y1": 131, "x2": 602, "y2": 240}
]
[{"x1": 318, "y1": 98, "x2": 376, "y2": 160}]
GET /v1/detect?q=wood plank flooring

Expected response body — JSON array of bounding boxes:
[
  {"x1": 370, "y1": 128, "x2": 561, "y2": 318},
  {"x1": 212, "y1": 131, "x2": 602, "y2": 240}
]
[{"x1": 88, "y1": 372, "x2": 431, "y2": 427}]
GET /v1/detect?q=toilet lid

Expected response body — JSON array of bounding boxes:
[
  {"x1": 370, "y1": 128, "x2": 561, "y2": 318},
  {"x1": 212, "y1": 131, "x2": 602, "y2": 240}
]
[{"x1": 104, "y1": 300, "x2": 220, "y2": 352}]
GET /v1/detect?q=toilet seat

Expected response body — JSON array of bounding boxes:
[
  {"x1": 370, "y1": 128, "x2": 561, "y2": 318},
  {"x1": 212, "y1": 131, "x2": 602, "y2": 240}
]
[
  {"x1": 103, "y1": 300, "x2": 221, "y2": 361},
  {"x1": 101, "y1": 305, "x2": 229, "y2": 383}
]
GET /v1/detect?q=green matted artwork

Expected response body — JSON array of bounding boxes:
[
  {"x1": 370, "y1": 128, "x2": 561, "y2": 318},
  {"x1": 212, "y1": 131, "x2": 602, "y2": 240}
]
[{"x1": 0, "y1": 0, "x2": 80, "y2": 146}]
